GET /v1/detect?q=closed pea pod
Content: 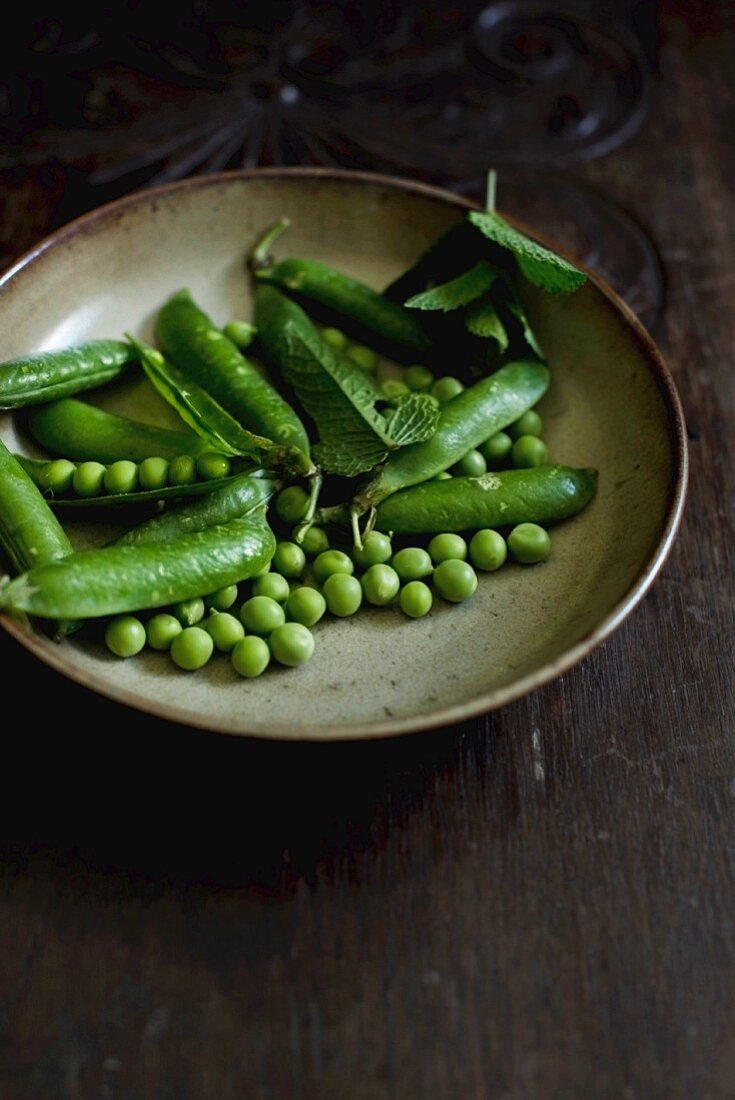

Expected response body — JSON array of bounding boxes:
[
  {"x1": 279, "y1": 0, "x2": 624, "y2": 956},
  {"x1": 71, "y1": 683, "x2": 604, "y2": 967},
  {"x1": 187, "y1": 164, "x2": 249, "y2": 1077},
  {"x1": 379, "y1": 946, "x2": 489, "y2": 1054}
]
[{"x1": 0, "y1": 340, "x2": 137, "y2": 409}]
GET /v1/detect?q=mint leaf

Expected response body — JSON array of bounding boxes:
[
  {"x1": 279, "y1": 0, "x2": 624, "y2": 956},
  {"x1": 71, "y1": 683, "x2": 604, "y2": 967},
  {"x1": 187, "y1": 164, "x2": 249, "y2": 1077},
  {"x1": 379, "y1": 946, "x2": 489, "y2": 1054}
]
[
  {"x1": 468, "y1": 211, "x2": 586, "y2": 295},
  {"x1": 405, "y1": 260, "x2": 498, "y2": 312},
  {"x1": 465, "y1": 296, "x2": 509, "y2": 352},
  {"x1": 383, "y1": 392, "x2": 440, "y2": 446},
  {"x1": 502, "y1": 276, "x2": 545, "y2": 360}
]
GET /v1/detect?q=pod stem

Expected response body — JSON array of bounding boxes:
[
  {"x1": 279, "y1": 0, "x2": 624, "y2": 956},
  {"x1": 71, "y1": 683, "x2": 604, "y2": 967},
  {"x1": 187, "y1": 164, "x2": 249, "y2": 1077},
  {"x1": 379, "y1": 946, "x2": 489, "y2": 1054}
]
[
  {"x1": 485, "y1": 169, "x2": 497, "y2": 213},
  {"x1": 249, "y1": 219, "x2": 291, "y2": 273},
  {"x1": 293, "y1": 469, "x2": 324, "y2": 544},
  {"x1": 350, "y1": 507, "x2": 363, "y2": 552}
]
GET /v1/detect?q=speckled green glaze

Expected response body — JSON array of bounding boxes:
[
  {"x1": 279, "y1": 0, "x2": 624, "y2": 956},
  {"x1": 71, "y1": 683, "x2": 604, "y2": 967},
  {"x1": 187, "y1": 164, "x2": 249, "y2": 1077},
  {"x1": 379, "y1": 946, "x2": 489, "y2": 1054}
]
[{"x1": 0, "y1": 169, "x2": 687, "y2": 740}]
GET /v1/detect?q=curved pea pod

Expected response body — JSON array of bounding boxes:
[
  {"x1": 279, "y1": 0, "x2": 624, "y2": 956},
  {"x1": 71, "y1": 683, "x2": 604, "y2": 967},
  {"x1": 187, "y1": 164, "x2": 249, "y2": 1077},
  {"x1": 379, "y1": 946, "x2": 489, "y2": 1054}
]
[
  {"x1": 373, "y1": 466, "x2": 598, "y2": 535},
  {"x1": 0, "y1": 508, "x2": 276, "y2": 620},
  {"x1": 0, "y1": 340, "x2": 137, "y2": 409},
  {"x1": 250, "y1": 219, "x2": 432, "y2": 362},
  {"x1": 28, "y1": 398, "x2": 205, "y2": 463},
  {"x1": 155, "y1": 288, "x2": 312, "y2": 472}
]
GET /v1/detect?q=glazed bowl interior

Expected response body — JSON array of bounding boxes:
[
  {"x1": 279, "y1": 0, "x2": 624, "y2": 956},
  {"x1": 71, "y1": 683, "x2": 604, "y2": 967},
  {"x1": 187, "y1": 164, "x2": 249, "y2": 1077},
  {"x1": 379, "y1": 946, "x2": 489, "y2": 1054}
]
[{"x1": 0, "y1": 169, "x2": 686, "y2": 739}]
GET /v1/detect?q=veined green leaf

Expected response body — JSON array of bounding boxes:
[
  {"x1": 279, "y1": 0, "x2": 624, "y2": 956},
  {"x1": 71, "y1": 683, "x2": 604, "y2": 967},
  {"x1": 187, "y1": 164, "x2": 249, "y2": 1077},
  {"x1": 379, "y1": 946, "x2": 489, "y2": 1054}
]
[
  {"x1": 465, "y1": 296, "x2": 509, "y2": 352},
  {"x1": 383, "y1": 393, "x2": 440, "y2": 446},
  {"x1": 405, "y1": 260, "x2": 498, "y2": 312},
  {"x1": 502, "y1": 276, "x2": 546, "y2": 360},
  {"x1": 468, "y1": 211, "x2": 586, "y2": 295}
]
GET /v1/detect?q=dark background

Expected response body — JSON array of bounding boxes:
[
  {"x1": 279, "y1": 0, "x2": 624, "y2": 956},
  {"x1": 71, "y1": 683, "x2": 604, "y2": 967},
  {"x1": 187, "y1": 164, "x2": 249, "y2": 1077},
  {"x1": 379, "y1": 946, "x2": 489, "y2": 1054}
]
[{"x1": 1, "y1": 2, "x2": 734, "y2": 1097}]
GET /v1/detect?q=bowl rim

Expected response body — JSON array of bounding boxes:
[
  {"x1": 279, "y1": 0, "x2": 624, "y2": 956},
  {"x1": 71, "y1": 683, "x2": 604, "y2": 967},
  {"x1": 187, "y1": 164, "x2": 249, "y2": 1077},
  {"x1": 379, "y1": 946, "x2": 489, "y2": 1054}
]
[{"x1": 0, "y1": 166, "x2": 688, "y2": 741}]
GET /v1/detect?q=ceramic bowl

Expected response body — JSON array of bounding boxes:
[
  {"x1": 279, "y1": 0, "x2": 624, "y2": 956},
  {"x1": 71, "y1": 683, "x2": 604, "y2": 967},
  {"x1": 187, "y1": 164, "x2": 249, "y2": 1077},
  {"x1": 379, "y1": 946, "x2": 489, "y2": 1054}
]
[{"x1": 0, "y1": 168, "x2": 687, "y2": 739}]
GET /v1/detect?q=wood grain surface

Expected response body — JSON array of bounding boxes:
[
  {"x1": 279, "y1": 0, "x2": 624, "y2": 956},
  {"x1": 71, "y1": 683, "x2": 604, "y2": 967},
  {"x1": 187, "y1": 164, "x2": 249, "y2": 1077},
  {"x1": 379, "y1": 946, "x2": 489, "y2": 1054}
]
[{"x1": 0, "y1": 4, "x2": 734, "y2": 1097}]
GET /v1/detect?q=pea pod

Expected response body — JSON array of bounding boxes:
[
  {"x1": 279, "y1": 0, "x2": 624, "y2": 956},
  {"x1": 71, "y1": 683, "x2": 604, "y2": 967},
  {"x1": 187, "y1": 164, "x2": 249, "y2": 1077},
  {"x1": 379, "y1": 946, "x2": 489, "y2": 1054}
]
[
  {"x1": 155, "y1": 288, "x2": 312, "y2": 471},
  {"x1": 0, "y1": 340, "x2": 137, "y2": 409},
  {"x1": 0, "y1": 509, "x2": 275, "y2": 620},
  {"x1": 28, "y1": 398, "x2": 205, "y2": 463},
  {"x1": 373, "y1": 466, "x2": 597, "y2": 535},
  {"x1": 250, "y1": 220, "x2": 431, "y2": 362}
]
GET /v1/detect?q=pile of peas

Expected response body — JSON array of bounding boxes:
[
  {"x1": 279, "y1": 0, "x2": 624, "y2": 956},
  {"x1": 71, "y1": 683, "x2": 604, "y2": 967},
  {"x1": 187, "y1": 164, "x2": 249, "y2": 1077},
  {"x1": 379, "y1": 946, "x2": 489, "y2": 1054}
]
[{"x1": 38, "y1": 450, "x2": 232, "y2": 498}]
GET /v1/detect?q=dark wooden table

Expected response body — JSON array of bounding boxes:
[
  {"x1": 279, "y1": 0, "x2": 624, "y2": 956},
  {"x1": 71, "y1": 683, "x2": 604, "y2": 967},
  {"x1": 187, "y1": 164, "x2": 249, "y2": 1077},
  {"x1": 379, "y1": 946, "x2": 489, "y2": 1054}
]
[{"x1": 1, "y1": 4, "x2": 733, "y2": 1097}]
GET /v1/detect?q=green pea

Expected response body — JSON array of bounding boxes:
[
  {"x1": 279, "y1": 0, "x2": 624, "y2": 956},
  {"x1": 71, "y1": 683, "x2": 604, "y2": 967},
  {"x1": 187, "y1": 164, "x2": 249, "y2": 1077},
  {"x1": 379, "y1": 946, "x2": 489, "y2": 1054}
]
[
  {"x1": 170, "y1": 626, "x2": 214, "y2": 670},
  {"x1": 146, "y1": 613, "x2": 182, "y2": 651},
  {"x1": 451, "y1": 449, "x2": 487, "y2": 477},
  {"x1": 298, "y1": 525, "x2": 329, "y2": 558},
  {"x1": 404, "y1": 364, "x2": 434, "y2": 391},
  {"x1": 313, "y1": 549, "x2": 354, "y2": 583},
  {"x1": 272, "y1": 540, "x2": 306, "y2": 579},
  {"x1": 428, "y1": 533, "x2": 468, "y2": 565},
  {"x1": 399, "y1": 581, "x2": 433, "y2": 619},
  {"x1": 352, "y1": 531, "x2": 392, "y2": 569},
  {"x1": 222, "y1": 320, "x2": 257, "y2": 348},
  {"x1": 347, "y1": 344, "x2": 378, "y2": 372},
  {"x1": 469, "y1": 529, "x2": 507, "y2": 572},
  {"x1": 381, "y1": 379, "x2": 410, "y2": 400},
  {"x1": 168, "y1": 454, "x2": 197, "y2": 486},
  {"x1": 173, "y1": 597, "x2": 205, "y2": 626},
  {"x1": 204, "y1": 584, "x2": 239, "y2": 611},
  {"x1": 286, "y1": 586, "x2": 327, "y2": 628},
  {"x1": 511, "y1": 435, "x2": 549, "y2": 469},
  {"x1": 39, "y1": 459, "x2": 76, "y2": 495},
  {"x1": 138, "y1": 456, "x2": 169, "y2": 490},
  {"x1": 430, "y1": 376, "x2": 464, "y2": 403},
  {"x1": 269, "y1": 622, "x2": 315, "y2": 667},
  {"x1": 321, "y1": 326, "x2": 348, "y2": 350},
  {"x1": 432, "y1": 559, "x2": 478, "y2": 603},
  {"x1": 507, "y1": 523, "x2": 551, "y2": 564},
  {"x1": 240, "y1": 595, "x2": 286, "y2": 636},
  {"x1": 105, "y1": 615, "x2": 146, "y2": 657},
  {"x1": 275, "y1": 485, "x2": 310, "y2": 525},
  {"x1": 361, "y1": 564, "x2": 400, "y2": 606},
  {"x1": 432, "y1": 471, "x2": 452, "y2": 481},
  {"x1": 508, "y1": 409, "x2": 543, "y2": 440},
  {"x1": 103, "y1": 459, "x2": 138, "y2": 495},
  {"x1": 231, "y1": 635, "x2": 271, "y2": 678},
  {"x1": 196, "y1": 452, "x2": 231, "y2": 481},
  {"x1": 205, "y1": 611, "x2": 245, "y2": 653},
  {"x1": 252, "y1": 572, "x2": 290, "y2": 603},
  {"x1": 322, "y1": 573, "x2": 363, "y2": 617},
  {"x1": 72, "y1": 461, "x2": 106, "y2": 498},
  {"x1": 391, "y1": 546, "x2": 433, "y2": 582},
  {"x1": 479, "y1": 431, "x2": 513, "y2": 464}
]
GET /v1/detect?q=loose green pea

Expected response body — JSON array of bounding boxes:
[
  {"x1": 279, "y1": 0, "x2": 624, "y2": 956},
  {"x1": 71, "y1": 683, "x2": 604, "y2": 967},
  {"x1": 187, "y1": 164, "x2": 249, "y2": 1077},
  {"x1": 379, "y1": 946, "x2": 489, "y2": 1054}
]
[
  {"x1": 72, "y1": 461, "x2": 106, "y2": 498},
  {"x1": 432, "y1": 471, "x2": 452, "y2": 481},
  {"x1": 451, "y1": 449, "x2": 487, "y2": 477},
  {"x1": 391, "y1": 546, "x2": 433, "y2": 582},
  {"x1": 39, "y1": 459, "x2": 76, "y2": 495},
  {"x1": 168, "y1": 454, "x2": 197, "y2": 486},
  {"x1": 404, "y1": 364, "x2": 434, "y2": 391},
  {"x1": 240, "y1": 595, "x2": 286, "y2": 636},
  {"x1": 321, "y1": 326, "x2": 348, "y2": 350},
  {"x1": 381, "y1": 378, "x2": 410, "y2": 400},
  {"x1": 469, "y1": 529, "x2": 507, "y2": 572},
  {"x1": 286, "y1": 586, "x2": 327, "y2": 628},
  {"x1": 204, "y1": 584, "x2": 239, "y2": 611},
  {"x1": 269, "y1": 622, "x2": 315, "y2": 667},
  {"x1": 252, "y1": 572, "x2": 290, "y2": 603},
  {"x1": 231, "y1": 635, "x2": 271, "y2": 678},
  {"x1": 361, "y1": 564, "x2": 400, "y2": 606},
  {"x1": 428, "y1": 533, "x2": 468, "y2": 564},
  {"x1": 205, "y1": 611, "x2": 245, "y2": 653},
  {"x1": 222, "y1": 320, "x2": 257, "y2": 348},
  {"x1": 347, "y1": 344, "x2": 378, "y2": 372},
  {"x1": 170, "y1": 626, "x2": 214, "y2": 670},
  {"x1": 508, "y1": 409, "x2": 543, "y2": 440},
  {"x1": 146, "y1": 613, "x2": 182, "y2": 651},
  {"x1": 431, "y1": 376, "x2": 464, "y2": 403},
  {"x1": 479, "y1": 431, "x2": 513, "y2": 464},
  {"x1": 507, "y1": 523, "x2": 551, "y2": 564},
  {"x1": 105, "y1": 615, "x2": 146, "y2": 657},
  {"x1": 196, "y1": 452, "x2": 231, "y2": 481},
  {"x1": 352, "y1": 531, "x2": 392, "y2": 569},
  {"x1": 173, "y1": 597, "x2": 205, "y2": 626},
  {"x1": 313, "y1": 549, "x2": 354, "y2": 583},
  {"x1": 432, "y1": 559, "x2": 478, "y2": 603},
  {"x1": 275, "y1": 485, "x2": 310, "y2": 525},
  {"x1": 399, "y1": 581, "x2": 433, "y2": 619},
  {"x1": 511, "y1": 435, "x2": 549, "y2": 469},
  {"x1": 322, "y1": 573, "x2": 363, "y2": 617},
  {"x1": 104, "y1": 459, "x2": 138, "y2": 495},
  {"x1": 298, "y1": 525, "x2": 329, "y2": 558},
  {"x1": 138, "y1": 456, "x2": 169, "y2": 490},
  {"x1": 272, "y1": 540, "x2": 306, "y2": 579}
]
